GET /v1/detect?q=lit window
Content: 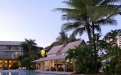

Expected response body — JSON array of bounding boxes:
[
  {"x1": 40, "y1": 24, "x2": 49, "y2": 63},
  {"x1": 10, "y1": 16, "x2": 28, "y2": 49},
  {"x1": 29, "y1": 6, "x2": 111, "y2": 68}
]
[
  {"x1": 9, "y1": 61, "x2": 11, "y2": 63},
  {"x1": 5, "y1": 61, "x2": 7, "y2": 63}
]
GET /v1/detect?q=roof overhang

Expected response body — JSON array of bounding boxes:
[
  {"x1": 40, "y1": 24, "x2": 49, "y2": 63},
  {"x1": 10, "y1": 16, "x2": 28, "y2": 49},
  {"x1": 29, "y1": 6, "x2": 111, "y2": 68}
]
[{"x1": 32, "y1": 55, "x2": 65, "y2": 62}]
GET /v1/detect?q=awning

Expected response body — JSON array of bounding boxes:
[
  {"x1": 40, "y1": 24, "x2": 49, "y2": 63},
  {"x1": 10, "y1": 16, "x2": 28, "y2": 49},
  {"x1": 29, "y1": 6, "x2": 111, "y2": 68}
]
[{"x1": 32, "y1": 54, "x2": 65, "y2": 62}]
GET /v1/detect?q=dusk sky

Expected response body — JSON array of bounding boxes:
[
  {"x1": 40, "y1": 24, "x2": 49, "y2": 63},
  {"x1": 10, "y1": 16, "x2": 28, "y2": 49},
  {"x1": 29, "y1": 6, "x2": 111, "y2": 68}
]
[{"x1": 0, "y1": 0, "x2": 120, "y2": 48}]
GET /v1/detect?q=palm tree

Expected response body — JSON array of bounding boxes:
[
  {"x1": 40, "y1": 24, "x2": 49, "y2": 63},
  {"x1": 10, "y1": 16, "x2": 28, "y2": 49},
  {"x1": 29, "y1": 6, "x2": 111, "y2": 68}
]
[
  {"x1": 20, "y1": 39, "x2": 37, "y2": 54},
  {"x1": 45, "y1": 30, "x2": 78, "y2": 52},
  {"x1": 65, "y1": 46, "x2": 94, "y2": 73},
  {"x1": 104, "y1": 29, "x2": 121, "y2": 46},
  {"x1": 68, "y1": 33, "x2": 79, "y2": 42},
  {"x1": 56, "y1": 29, "x2": 69, "y2": 44},
  {"x1": 54, "y1": 0, "x2": 121, "y2": 72}
]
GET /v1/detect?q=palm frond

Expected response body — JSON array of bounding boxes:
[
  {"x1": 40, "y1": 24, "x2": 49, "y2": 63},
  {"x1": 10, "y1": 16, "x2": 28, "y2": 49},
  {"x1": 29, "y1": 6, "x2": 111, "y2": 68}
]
[
  {"x1": 95, "y1": 18, "x2": 117, "y2": 26},
  {"x1": 94, "y1": 25, "x2": 101, "y2": 32},
  {"x1": 62, "y1": 22, "x2": 83, "y2": 31},
  {"x1": 73, "y1": 27, "x2": 85, "y2": 36}
]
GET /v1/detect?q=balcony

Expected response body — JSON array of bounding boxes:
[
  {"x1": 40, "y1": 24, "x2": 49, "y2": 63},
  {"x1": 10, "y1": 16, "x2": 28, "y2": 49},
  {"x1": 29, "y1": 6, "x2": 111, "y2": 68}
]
[
  {"x1": 0, "y1": 54, "x2": 19, "y2": 59},
  {"x1": 0, "y1": 51, "x2": 22, "y2": 59},
  {"x1": 5, "y1": 49, "x2": 21, "y2": 51}
]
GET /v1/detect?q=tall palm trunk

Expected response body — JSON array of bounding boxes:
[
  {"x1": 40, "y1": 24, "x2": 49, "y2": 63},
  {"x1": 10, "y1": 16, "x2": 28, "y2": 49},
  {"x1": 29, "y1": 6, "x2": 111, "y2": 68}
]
[
  {"x1": 92, "y1": 22, "x2": 98, "y2": 73},
  {"x1": 85, "y1": 22, "x2": 94, "y2": 72}
]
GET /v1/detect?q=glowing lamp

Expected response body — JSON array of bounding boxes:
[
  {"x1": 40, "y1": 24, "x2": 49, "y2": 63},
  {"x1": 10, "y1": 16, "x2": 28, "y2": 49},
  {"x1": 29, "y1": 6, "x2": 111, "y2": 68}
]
[{"x1": 40, "y1": 49, "x2": 45, "y2": 57}]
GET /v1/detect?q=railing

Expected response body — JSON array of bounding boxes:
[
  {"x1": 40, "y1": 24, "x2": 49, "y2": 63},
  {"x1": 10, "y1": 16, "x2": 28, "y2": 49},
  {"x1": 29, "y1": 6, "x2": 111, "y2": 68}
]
[
  {"x1": 5, "y1": 49, "x2": 21, "y2": 51},
  {"x1": 0, "y1": 54, "x2": 19, "y2": 59}
]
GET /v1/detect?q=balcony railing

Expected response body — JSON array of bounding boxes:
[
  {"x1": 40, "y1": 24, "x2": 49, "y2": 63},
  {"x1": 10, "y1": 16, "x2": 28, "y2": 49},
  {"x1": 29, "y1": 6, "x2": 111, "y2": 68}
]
[{"x1": 0, "y1": 54, "x2": 19, "y2": 59}]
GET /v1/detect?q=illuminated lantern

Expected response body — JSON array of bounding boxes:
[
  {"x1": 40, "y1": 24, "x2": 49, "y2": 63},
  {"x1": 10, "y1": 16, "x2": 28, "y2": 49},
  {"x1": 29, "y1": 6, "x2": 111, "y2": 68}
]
[{"x1": 40, "y1": 49, "x2": 45, "y2": 57}]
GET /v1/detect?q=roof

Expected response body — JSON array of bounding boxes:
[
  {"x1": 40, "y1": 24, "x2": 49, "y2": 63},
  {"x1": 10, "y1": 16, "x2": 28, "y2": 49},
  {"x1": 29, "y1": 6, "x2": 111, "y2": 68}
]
[
  {"x1": 61, "y1": 40, "x2": 84, "y2": 53},
  {"x1": 32, "y1": 54, "x2": 65, "y2": 62},
  {"x1": 0, "y1": 41, "x2": 22, "y2": 45},
  {"x1": 47, "y1": 44, "x2": 64, "y2": 55}
]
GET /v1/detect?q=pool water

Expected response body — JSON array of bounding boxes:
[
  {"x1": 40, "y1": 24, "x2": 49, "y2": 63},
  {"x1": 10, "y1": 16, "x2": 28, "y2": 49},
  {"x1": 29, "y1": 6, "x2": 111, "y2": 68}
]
[{"x1": 0, "y1": 71, "x2": 69, "y2": 75}]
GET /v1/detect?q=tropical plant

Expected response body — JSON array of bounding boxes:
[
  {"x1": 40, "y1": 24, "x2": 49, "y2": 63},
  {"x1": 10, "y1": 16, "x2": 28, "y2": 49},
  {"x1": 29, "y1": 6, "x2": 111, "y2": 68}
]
[
  {"x1": 104, "y1": 29, "x2": 121, "y2": 46},
  {"x1": 20, "y1": 39, "x2": 38, "y2": 54},
  {"x1": 56, "y1": 29, "x2": 69, "y2": 44},
  {"x1": 68, "y1": 33, "x2": 78, "y2": 42},
  {"x1": 103, "y1": 46, "x2": 121, "y2": 74},
  {"x1": 65, "y1": 46, "x2": 101, "y2": 73},
  {"x1": 20, "y1": 53, "x2": 40, "y2": 70},
  {"x1": 10, "y1": 62, "x2": 19, "y2": 69},
  {"x1": 45, "y1": 30, "x2": 78, "y2": 52}
]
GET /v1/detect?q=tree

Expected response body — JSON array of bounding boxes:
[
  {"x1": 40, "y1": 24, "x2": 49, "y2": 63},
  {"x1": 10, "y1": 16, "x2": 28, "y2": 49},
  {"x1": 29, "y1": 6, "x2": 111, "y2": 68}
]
[
  {"x1": 20, "y1": 53, "x2": 40, "y2": 70},
  {"x1": 102, "y1": 45, "x2": 121, "y2": 74},
  {"x1": 65, "y1": 46, "x2": 101, "y2": 73},
  {"x1": 20, "y1": 39, "x2": 38, "y2": 54},
  {"x1": 54, "y1": 0, "x2": 121, "y2": 73},
  {"x1": 56, "y1": 29, "x2": 69, "y2": 44},
  {"x1": 45, "y1": 30, "x2": 78, "y2": 52},
  {"x1": 68, "y1": 33, "x2": 78, "y2": 42},
  {"x1": 104, "y1": 29, "x2": 121, "y2": 46}
]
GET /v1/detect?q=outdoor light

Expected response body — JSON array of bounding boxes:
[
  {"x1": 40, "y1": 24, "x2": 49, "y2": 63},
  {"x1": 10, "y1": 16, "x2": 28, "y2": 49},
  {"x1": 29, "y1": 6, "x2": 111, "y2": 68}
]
[
  {"x1": 9, "y1": 65, "x2": 11, "y2": 67},
  {"x1": 9, "y1": 61, "x2": 11, "y2": 63},
  {"x1": 5, "y1": 61, "x2": 7, "y2": 63},
  {"x1": 40, "y1": 49, "x2": 45, "y2": 57},
  {"x1": 66, "y1": 59, "x2": 69, "y2": 62},
  {"x1": 14, "y1": 52, "x2": 19, "y2": 55}
]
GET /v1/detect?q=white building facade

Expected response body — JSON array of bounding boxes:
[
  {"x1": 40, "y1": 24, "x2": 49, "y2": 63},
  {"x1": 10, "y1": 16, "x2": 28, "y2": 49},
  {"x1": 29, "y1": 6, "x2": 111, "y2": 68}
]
[{"x1": 116, "y1": 35, "x2": 121, "y2": 48}]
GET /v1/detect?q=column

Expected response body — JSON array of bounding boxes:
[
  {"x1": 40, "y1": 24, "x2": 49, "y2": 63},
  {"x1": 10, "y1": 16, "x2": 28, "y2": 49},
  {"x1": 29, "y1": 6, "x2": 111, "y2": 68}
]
[
  {"x1": 55, "y1": 60, "x2": 58, "y2": 71},
  {"x1": 39, "y1": 62, "x2": 41, "y2": 71},
  {"x1": 37, "y1": 62, "x2": 39, "y2": 70},
  {"x1": 36, "y1": 62, "x2": 37, "y2": 70},
  {"x1": 52, "y1": 60, "x2": 54, "y2": 67},
  {"x1": 41, "y1": 61, "x2": 44, "y2": 71},
  {"x1": 43, "y1": 61, "x2": 45, "y2": 71}
]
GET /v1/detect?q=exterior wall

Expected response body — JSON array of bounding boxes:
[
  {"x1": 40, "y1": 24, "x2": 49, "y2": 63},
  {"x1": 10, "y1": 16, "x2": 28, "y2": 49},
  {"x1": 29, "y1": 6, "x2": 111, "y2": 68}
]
[
  {"x1": 0, "y1": 45, "x2": 23, "y2": 59},
  {"x1": 116, "y1": 35, "x2": 121, "y2": 48},
  {"x1": 0, "y1": 41, "x2": 23, "y2": 69}
]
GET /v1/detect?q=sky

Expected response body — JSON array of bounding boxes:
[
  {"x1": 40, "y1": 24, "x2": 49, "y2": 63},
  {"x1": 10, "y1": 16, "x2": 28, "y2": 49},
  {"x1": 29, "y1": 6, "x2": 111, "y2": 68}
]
[{"x1": 0, "y1": 0, "x2": 120, "y2": 48}]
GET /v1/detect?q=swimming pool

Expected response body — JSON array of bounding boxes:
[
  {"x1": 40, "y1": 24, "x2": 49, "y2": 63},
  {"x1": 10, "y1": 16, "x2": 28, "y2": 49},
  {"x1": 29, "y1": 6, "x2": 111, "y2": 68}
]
[{"x1": 0, "y1": 71, "x2": 69, "y2": 75}]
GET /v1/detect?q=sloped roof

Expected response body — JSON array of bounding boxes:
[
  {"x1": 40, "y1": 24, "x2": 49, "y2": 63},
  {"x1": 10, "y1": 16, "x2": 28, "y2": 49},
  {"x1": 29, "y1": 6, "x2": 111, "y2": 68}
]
[
  {"x1": 0, "y1": 41, "x2": 22, "y2": 45},
  {"x1": 47, "y1": 44, "x2": 64, "y2": 55},
  {"x1": 61, "y1": 40, "x2": 84, "y2": 53},
  {"x1": 32, "y1": 54, "x2": 65, "y2": 62}
]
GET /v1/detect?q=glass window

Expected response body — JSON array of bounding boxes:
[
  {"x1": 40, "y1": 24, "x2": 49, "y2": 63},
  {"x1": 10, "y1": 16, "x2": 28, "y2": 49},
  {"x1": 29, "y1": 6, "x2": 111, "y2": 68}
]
[{"x1": 5, "y1": 46, "x2": 9, "y2": 50}]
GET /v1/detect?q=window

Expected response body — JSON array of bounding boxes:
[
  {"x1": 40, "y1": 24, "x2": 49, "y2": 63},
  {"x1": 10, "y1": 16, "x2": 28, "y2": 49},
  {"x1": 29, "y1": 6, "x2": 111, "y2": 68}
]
[{"x1": 5, "y1": 46, "x2": 10, "y2": 50}]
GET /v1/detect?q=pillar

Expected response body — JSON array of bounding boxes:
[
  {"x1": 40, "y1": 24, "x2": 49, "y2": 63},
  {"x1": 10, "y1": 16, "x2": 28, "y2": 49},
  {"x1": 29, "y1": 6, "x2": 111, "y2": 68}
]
[
  {"x1": 36, "y1": 62, "x2": 37, "y2": 70},
  {"x1": 41, "y1": 61, "x2": 44, "y2": 71},
  {"x1": 55, "y1": 60, "x2": 58, "y2": 71},
  {"x1": 52, "y1": 60, "x2": 54, "y2": 67},
  {"x1": 39, "y1": 62, "x2": 41, "y2": 70}
]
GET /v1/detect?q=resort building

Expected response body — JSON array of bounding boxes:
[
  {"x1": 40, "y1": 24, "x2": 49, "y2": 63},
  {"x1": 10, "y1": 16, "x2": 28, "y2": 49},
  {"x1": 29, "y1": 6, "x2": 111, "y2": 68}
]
[
  {"x1": 0, "y1": 41, "x2": 23, "y2": 69},
  {"x1": 116, "y1": 35, "x2": 121, "y2": 48},
  {"x1": 32, "y1": 40, "x2": 86, "y2": 72}
]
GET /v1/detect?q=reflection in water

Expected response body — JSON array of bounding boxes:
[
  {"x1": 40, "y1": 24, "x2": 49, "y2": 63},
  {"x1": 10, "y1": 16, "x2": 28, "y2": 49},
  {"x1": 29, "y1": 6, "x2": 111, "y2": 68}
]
[
  {"x1": 0, "y1": 71, "x2": 41, "y2": 75},
  {"x1": 8, "y1": 72, "x2": 11, "y2": 75}
]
